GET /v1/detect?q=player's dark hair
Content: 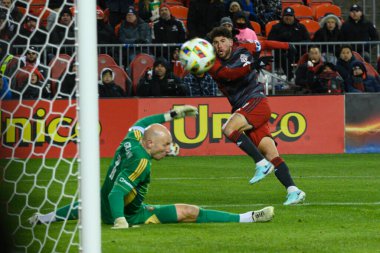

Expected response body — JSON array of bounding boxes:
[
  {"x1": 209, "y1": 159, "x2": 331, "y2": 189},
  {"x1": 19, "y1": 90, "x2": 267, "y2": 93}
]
[{"x1": 208, "y1": 26, "x2": 233, "y2": 41}]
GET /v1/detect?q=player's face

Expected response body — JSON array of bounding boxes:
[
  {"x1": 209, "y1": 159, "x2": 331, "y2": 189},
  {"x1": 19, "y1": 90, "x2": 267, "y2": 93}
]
[
  {"x1": 151, "y1": 134, "x2": 172, "y2": 160},
  {"x1": 340, "y1": 48, "x2": 352, "y2": 62},
  {"x1": 212, "y1": 36, "x2": 233, "y2": 60}
]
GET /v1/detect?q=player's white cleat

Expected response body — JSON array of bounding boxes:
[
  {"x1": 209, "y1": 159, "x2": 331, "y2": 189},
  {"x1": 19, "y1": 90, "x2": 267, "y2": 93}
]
[
  {"x1": 28, "y1": 213, "x2": 43, "y2": 225},
  {"x1": 249, "y1": 162, "x2": 274, "y2": 184},
  {"x1": 252, "y1": 206, "x2": 274, "y2": 222},
  {"x1": 283, "y1": 190, "x2": 306, "y2": 205}
]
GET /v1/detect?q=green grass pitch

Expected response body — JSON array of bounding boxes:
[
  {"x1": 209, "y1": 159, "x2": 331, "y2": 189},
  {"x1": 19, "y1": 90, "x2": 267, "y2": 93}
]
[{"x1": 1, "y1": 154, "x2": 380, "y2": 253}]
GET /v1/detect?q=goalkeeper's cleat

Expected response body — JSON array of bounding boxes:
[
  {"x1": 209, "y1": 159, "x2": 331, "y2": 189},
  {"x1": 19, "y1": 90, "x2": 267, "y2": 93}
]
[
  {"x1": 28, "y1": 213, "x2": 43, "y2": 226},
  {"x1": 252, "y1": 206, "x2": 274, "y2": 222},
  {"x1": 283, "y1": 190, "x2": 306, "y2": 205},
  {"x1": 249, "y1": 162, "x2": 274, "y2": 184}
]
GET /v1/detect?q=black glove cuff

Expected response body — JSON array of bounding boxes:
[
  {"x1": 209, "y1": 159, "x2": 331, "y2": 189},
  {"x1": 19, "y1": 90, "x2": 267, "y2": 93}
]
[{"x1": 170, "y1": 110, "x2": 177, "y2": 118}]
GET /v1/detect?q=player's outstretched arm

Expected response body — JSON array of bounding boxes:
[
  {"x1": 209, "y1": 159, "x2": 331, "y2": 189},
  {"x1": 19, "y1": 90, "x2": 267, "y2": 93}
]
[{"x1": 164, "y1": 105, "x2": 198, "y2": 121}]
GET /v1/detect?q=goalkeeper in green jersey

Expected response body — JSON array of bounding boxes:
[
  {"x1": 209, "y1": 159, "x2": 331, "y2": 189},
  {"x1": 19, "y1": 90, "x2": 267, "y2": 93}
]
[{"x1": 29, "y1": 105, "x2": 274, "y2": 229}]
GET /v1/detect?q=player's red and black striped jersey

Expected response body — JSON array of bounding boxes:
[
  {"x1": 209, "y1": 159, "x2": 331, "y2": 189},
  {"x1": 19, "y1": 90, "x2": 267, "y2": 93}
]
[{"x1": 209, "y1": 46, "x2": 265, "y2": 112}]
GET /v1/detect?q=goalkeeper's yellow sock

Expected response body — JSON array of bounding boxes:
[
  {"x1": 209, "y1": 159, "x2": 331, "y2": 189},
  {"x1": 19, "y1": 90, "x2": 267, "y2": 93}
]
[
  {"x1": 55, "y1": 202, "x2": 79, "y2": 221},
  {"x1": 196, "y1": 208, "x2": 240, "y2": 223}
]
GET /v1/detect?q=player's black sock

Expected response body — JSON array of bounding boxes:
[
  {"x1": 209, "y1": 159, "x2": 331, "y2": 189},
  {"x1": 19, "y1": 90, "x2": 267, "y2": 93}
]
[
  {"x1": 228, "y1": 130, "x2": 264, "y2": 163},
  {"x1": 271, "y1": 157, "x2": 295, "y2": 188}
]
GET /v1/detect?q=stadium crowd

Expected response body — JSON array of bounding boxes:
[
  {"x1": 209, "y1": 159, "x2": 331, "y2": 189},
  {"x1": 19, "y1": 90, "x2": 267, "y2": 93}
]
[{"x1": 0, "y1": 0, "x2": 379, "y2": 99}]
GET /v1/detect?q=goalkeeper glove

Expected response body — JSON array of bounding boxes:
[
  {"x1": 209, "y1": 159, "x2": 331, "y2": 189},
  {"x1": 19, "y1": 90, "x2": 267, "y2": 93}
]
[
  {"x1": 167, "y1": 142, "x2": 180, "y2": 156},
  {"x1": 111, "y1": 217, "x2": 129, "y2": 229},
  {"x1": 251, "y1": 56, "x2": 273, "y2": 71},
  {"x1": 164, "y1": 105, "x2": 198, "y2": 121}
]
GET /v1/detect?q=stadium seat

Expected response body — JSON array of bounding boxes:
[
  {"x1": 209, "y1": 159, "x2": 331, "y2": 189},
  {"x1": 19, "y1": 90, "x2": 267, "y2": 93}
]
[
  {"x1": 129, "y1": 53, "x2": 155, "y2": 95},
  {"x1": 98, "y1": 54, "x2": 118, "y2": 75},
  {"x1": 307, "y1": 0, "x2": 333, "y2": 8},
  {"x1": 164, "y1": 0, "x2": 184, "y2": 6},
  {"x1": 364, "y1": 62, "x2": 379, "y2": 78},
  {"x1": 292, "y1": 4, "x2": 313, "y2": 20},
  {"x1": 299, "y1": 19, "x2": 320, "y2": 39},
  {"x1": 297, "y1": 52, "x2": 309, "y2": 65},
  {"x1": 169, "y1": 6, "x2": 188, "y2": 20},
  {"x1": 102, "y1": 64, "x2": 132, "y2": 95},
  {"x1": 49, "y1": 54, "x2": 73, "y2": 96},
  {"x1": 313, "y1": 4, "x2": 341, "y2": 21},
  {"x1": 17, "y1": 6, "x2": 26, "y2": 15},
  {"x1": 281, "y1": 0, "x2": 303, "y2": 10},
  {"x1": 265, "y1": 20, "x2": 279, "y2": 36},
  {"x1": 352, "y1": 51, "x2": 365, "y2": 63},
  {"x1": 250, "y1": 21, "x2": 262, "y2": 36}
]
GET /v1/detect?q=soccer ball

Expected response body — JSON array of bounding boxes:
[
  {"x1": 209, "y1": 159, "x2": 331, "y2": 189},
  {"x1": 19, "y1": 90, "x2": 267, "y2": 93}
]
[{"x1": 179, "y1": 38, "x2": 216, "y2": 75}]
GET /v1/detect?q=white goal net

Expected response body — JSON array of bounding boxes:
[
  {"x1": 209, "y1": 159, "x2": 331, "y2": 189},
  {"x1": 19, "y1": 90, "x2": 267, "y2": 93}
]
[{"x1": 0, "y1": 0, "x2": 100, "y2": 252}]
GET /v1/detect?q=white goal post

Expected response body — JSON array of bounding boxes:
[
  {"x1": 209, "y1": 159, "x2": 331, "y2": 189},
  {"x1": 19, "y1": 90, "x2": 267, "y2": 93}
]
[{"x1": 76, "y1": 0, "x2": 101, "y2": 252}]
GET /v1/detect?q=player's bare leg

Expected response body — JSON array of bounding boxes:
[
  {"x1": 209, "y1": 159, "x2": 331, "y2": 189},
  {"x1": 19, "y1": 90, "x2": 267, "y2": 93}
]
[
  {"x1": 175, "y1": 204, "x2": 274, "y2": 223},
  {"x1": 222, "y1": 113, "x2": 274, "y2": 184},
  {"x1": 258, "y1": 137, "x2": 306, "y2": 205}
]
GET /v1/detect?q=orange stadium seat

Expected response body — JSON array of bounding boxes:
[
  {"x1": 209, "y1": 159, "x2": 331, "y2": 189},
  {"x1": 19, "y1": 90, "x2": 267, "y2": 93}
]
[
  {"x1": 300, "y1": 19, "x2": 320, "y2": 39},
  {"x1": 292, "y1": 4, "x2": 313, "y2": 20},
  {"x1": 281, "y1": 0, "x2": 303, "y2": 10},
  {"x1": 265, "y1": 20, "x2": 279, "y2": 36},
  {"x1": 172, "y1": 60, "x2": 188, "y2": 78},
  {"x1": 364, "y1": 62, "x2": 379, "y2": 78},
  {"x1": 307, "y1": 0, "x2": 333, "y2": 8},
  {"x1": 49, "y1": 54, "x2": 73, "y2": 96},
  {"x1": 169, "y1": 5, "x2": 188, "y2": 20},
  {"x1": 352, "y1": 51, "x2": 365, "y2": 63},
  {"x1": 129, "y1": 53, "x2": 155, "y2": 95},
  {"x1": 98, "y1": 54, "x2": 118, "y2": 75},
  {"x1": 250, "y1": 21, "x2": 262, "y2": 36},
  {"x1": 164, "y1": 0, "x2": 184, "y2": 6},
  {"x1": 313, "y1": 4, "x2": 341, "y2": 21}
]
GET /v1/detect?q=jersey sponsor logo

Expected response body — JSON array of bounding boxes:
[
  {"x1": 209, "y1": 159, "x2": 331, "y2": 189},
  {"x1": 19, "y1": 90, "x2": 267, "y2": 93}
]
[
  {"x1": 119, "y1": 177, "x2": 134, "y2": 189},
  {"x1": 172, "y1": 105, "x2": 307, "y2": 148}
]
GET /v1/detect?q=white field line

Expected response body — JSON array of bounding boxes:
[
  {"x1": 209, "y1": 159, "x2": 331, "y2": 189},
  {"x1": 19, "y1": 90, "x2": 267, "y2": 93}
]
[
  {"x1": 20, "y1": 175, "x2": 380, "y2": 182},
  {"x1": 200, "y1": 202, "x2": 380, "y2": 208}
]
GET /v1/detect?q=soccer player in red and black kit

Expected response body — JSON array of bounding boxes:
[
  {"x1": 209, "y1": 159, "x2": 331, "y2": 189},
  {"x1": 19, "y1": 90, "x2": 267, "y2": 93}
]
[{"x1": 208, "y1": 26, "x2": 305, "y2": 205}]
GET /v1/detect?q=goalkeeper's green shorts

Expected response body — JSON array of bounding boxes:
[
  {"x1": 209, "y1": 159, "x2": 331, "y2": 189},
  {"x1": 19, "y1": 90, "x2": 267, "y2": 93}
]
[{"x1": 126, "y1": 204, "x2": 178, "y2": 225}]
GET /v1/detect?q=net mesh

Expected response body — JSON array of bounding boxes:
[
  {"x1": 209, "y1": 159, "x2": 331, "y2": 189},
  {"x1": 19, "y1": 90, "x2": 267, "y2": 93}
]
[{"x1": 1, "y1": 0, "x2": 80, "y2": 252}]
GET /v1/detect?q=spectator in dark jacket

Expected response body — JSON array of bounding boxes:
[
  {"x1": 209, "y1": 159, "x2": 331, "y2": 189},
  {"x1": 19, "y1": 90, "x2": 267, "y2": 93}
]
[
  {"x1": 152, "y1": 4, "x2": 186, "y2": 43},
  {"x1": 313, "y1": 13, "x2": 344, "y2": 62},
  {"x1": 118, "y1": 7, "x2": 151, "y2": 44},
  {"x1": 1, "y1": 0, "x2": 23, "y2": 22},
  {"x1": 311, "y1": 62, "x2": 344, "y2": 94},
  {"x1": 13, "y1": 15, "x2": 48, "y2": 46},
  {"x1": 58, "y1": 61, "x2": 77, "y2": 98},
  {"x1": 49, "y1": 7, "x2": 75, "y2": 55},
  {"x1": 187, "y1": 0, "x2": 225, "y2": 39},
  {"x1": 0, "y1": 8, "x2": 16, "y2": 43},
  {"x1": 137, "y1": 57, "x2": 186, "y2": 96},
  {"x1": 98, "y1": 67, "x2": 125, "y2": 97},
  {"x1": 335, "y1": 45, "x2": 358, "y2": 92},
  {"x1": 97, "y1": 7, "x2": 118, "y2": 44},
  {"x1": 106, "y1": 0, "x2": 134, "y2": 27},
  {"x1": 295, "y1": 45, "x2": 324, "y2": 93},
  {"x1": 341, "y1": 4, "x2": 379, "y2": 60},
  {"x1": 255, "y1": 0, "x2": 282, "y2": 32},
  {"x1": 350, "y1": 61, "x2": 380, "y2": 92},
  {"x1": 268, "y1": 7, "x2": 310, "y2": 81},
  {"x1": 13, "y1": 67, "x2": 50, "y2": 99}
]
